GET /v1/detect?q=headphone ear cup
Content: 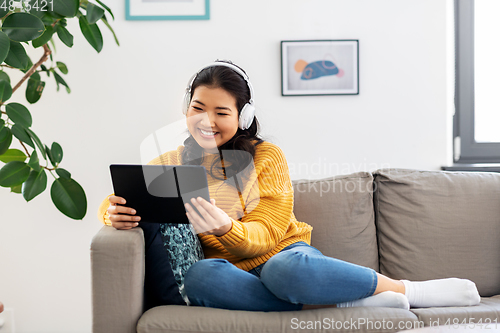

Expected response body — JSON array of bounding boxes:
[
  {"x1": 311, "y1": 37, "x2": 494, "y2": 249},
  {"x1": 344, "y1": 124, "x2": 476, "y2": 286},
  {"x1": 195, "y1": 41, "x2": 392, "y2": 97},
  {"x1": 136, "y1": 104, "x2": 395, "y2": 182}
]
[
  {"x1": 239, "y1": 103, "x2": 256, "y2": 130},
  {"x1": 182, "y1": 91, "x2": 191, "y2": 115}
]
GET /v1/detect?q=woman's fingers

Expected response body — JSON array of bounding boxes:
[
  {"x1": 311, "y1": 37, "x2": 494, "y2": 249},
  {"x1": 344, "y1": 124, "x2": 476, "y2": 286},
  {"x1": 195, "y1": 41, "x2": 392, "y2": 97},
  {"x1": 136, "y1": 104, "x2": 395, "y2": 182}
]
[
  {"x1": 185, "y1": 197, "x2": 231, "y2": 235},
  {"x1": 111, "y1": 221, "x2": 139, "y2": 230},
  {"x1": 109, "y1": 213, "x2": 141, "y2": 222},
  {"x1": 106, "y1": 198, "x2": 141, "y2": 227},
  {"x1": 190, "y1": 198, "x2": 215, "y2": 221},
  {"x1": 107, "y1": 204, "x2": 137, "y2": 216},
  {"x1": 109, "y1": 195, "x2": 126, "y2": 205}
]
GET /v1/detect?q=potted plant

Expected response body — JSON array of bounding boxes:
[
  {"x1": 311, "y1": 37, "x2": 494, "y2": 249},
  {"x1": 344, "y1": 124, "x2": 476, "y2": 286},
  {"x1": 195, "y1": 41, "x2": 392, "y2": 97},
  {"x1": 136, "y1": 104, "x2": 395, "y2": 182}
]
[{"x1": 0, "y1": 0, "x2": 118, "y2": 219}]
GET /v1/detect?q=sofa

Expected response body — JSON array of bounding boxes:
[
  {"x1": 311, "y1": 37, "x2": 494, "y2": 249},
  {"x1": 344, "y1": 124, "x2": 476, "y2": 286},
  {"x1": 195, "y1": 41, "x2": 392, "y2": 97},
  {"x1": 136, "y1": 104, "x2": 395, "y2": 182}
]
[{"x1": 91, "y1": 168, "x2": 500, "y2": 333}]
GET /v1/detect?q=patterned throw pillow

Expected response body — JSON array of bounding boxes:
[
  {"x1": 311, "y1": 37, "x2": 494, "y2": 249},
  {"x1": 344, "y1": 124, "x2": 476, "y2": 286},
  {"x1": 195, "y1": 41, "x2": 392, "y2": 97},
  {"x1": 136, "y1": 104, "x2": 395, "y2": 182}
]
[
  {"x1": 159, "y1": 223, "x2": 204, "y2": 305},
  {"x1": 141, "y1": 222, "x2": 204, "y2": 311}
]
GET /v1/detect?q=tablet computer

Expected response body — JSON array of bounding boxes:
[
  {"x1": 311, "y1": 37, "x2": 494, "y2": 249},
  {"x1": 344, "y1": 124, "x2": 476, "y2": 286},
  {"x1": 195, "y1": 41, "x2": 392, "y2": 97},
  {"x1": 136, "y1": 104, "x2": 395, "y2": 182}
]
[{"x1": 109, "y1": 164, "x2": 210, "y2": 224}]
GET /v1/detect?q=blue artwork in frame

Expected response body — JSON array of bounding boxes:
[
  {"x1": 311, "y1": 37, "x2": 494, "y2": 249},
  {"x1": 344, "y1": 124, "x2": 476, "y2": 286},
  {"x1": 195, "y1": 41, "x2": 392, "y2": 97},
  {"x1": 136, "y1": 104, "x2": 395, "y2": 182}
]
[{"x1": 126, "y1": 0, "x2": 210, "y2": 21}]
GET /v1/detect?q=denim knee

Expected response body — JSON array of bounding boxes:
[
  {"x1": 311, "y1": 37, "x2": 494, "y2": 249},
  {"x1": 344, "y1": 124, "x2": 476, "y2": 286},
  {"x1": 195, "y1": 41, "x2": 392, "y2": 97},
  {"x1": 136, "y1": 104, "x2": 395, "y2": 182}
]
[
  {"x1": 184, "y1": 259, "x2": 230, "y2": 306},
  {"x1": 260, "y1": 249, "x2": 313, "y2": 303}
]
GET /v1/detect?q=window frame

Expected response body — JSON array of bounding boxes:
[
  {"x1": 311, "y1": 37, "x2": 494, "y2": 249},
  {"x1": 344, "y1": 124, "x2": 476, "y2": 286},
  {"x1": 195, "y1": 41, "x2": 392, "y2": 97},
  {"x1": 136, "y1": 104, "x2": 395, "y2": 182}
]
[{"x1": 453, "y1": 0, "x2": 500, "y2": 164}]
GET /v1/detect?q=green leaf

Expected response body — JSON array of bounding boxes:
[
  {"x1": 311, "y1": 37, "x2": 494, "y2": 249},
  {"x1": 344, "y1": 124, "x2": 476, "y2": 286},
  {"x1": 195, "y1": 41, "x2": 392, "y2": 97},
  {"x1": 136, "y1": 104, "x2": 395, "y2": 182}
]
[
  {"x1": 0, "y1": 124, "x2": 9, "y2": 142},
  {"x1": 51, "y1": 142, "x2": 62, "y2": 163},
  {"x1": 31, "y1": 71, "x2": 41, "y2": 81},
  {"x1": 79, "y1": 15, "x2": 102, "y2": 53},
  {"x1": 26, "y1": 0, "x2": 46, "y2": 19},
  {"x1": 11, "y1": 124, "x2": 34, "y2": 148},
  {"x1": 25, "y1": 127, "x2": 46, "y2": 159},
  {"x1": 20, "y1": 56, "x2": 33, "y2": 73},
  {"x1": 2, "y1": 13, "x2": 45, "y2": 42},
  {"x1": 45, "y1": 144, "x2": 54, "y2": 166},
  {"x1": 53, "y1": 70, "x2": 69, "y2": 93},
  {"x1": 51, "y1": 177, "x2": 87, "y2": 219},
  {"x1": 55, "y1": 167, "x2": 70, "y2": 179},
  {"x1": 0, "y1": 71, "x2": 10, "y2": 84},
  {"x1": 96, "y1": 0, "x2": 114, "y2": 20},
  {"x1": 11, "y1": 184, "x2": 22, "y2": 193},
  {"x1": 0, "y1": 161, "x2": 30, "y2": 187},
  {"x1": 32, "y1": 24, "x2": 54, "y2": 48},
  {"x1": 0, "y1": 128, "x2": 12, "y2": 155},
  {"x1": 56, "y1": 61, "x2": 68, "y2": 74},
  {"x1": 101, "y1": 15, "x2": 119, "y2": 46},
  {"x1": 22, "y1": 168, "x2": 47, "y2": 201},
  {"x1": 6, "y1": 103, "x2": 32, "y2": 128},
  {"x1": 26, "y1": 77, "x2": 45, "y2": 103},
  {"x1": 0, "y1": 31, "x2": 10, "y2": 64},
  {"x1": 0, "y1": 2, "x2": 9, "y2": 20},
  {"x1": 53, "y1": 0, "x2": 79, "y2": 17},
  {"x1": 0, "y1": 79, "x2": 13, "y2": 104},
  {"x1": 28, "y1": 150, "x2": 41, "y2": 171},
  {"x1": 0, "y1": 149, "x2": 27, "y2": 163},
  {"x1": 4, "y1": 40, "x2": 29, "y2": 69},
  {"x1": 86, "y1": 2, "x2": 104, "y2": 24},
  {"x1": 48, "y1": 37, "x2": 56, "y2": 57},
  {"x1": 55, "y1": 25, "x2": 73, "y2": 47}
]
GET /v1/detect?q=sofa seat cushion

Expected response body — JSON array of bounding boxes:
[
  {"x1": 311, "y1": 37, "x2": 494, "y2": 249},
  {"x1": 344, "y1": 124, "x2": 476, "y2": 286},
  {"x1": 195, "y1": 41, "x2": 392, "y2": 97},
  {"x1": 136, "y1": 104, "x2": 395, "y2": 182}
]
[
  {"x1": 137, "y1": 305, "x2": 419, "y2": 333},
  {"x1": 373, "y1": 169, "x2": 500, "y2": 297},
  {"x1": 409, "y1": 295, "x2": 500, "y2": 327},
  {"x1": 292, "y1": 172, "x2": 378, "y2": 271}
]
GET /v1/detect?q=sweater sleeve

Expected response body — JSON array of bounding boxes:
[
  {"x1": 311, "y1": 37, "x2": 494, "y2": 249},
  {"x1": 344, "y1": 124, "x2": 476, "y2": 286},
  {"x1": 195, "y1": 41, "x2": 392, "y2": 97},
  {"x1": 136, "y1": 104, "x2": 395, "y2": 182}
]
[
  {"x1": 216, "y1": 145, "x2": 294, "y2": 258},
  {"x1": 97, "y1": 194, "x2": 114, "y2": 226}
]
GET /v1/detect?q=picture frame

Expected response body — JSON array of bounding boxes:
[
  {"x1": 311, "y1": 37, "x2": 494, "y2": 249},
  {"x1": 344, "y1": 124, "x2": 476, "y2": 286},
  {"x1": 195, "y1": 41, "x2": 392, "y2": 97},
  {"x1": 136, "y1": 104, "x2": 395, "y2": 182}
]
[
  {"x1": 281, "y1": 40, "x2": 359, "y2": 96},
  {"x1": 126, "y1": 0, "x2": 210, "y2": 21}
]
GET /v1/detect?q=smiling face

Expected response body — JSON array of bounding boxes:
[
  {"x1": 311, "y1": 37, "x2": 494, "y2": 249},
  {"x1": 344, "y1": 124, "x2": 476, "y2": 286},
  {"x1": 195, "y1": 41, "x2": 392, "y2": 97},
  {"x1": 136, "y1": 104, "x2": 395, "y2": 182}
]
[{"x1": 186, "y1": 85, "x2": 239, "y2": 152}]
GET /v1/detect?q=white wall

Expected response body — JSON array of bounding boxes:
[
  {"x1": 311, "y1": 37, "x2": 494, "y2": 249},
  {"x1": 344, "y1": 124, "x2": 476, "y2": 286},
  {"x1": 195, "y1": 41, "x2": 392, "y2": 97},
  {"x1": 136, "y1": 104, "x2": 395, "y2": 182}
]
[{"x1": 0, "y1": 1, "x2": 453, "y2": 332}]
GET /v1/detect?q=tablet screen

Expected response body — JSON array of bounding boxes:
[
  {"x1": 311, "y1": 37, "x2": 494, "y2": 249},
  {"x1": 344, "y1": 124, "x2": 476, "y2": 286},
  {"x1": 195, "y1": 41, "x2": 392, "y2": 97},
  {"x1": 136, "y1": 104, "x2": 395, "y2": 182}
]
[{"x1": 109, "y1": 164, "x2": 210, "y2": 223}]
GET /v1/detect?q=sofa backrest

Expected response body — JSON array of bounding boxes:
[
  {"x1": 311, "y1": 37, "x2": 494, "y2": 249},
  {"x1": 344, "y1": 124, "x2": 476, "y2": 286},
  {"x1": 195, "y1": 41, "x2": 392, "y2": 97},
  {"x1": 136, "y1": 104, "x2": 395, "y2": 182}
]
[
  {"x1": 292, "y1": 172, "x2": 379, "y2": 271},
  {"x1": 373, "y1": 168, "x2": 500, "y2": 297}
]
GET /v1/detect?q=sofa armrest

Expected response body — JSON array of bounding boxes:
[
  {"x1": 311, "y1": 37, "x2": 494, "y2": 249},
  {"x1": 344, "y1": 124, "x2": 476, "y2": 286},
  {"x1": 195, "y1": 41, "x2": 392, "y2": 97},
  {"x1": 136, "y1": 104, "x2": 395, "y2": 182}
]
[{"x1": 91, "y1": 225, "x2": 145, "y2": 333}]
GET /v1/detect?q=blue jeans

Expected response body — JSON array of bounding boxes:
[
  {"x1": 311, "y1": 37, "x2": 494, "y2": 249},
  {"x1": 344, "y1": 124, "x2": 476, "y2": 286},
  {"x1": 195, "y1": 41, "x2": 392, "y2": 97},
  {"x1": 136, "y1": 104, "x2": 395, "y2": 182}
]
[{"x1": 184, "y1": 242, "x2": 378, "y2": 312}]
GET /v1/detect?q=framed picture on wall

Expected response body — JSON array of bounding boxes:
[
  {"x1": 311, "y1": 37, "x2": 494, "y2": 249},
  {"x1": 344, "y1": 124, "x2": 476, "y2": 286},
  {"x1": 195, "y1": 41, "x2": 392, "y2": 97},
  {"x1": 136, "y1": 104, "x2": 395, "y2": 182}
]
[
  {"x1": 281, "y1": 40, "x2": 359, "y2": 96},
  {"x1": 126, "y1": 0, "x2": 210, "y2": 21}
]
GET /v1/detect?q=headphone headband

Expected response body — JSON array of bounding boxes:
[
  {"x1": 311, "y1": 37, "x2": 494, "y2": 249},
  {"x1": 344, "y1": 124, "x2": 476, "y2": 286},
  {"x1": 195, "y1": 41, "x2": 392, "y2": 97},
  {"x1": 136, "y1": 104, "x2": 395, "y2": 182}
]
[{"x1": 185, "y1": 62, "x2": 255, "y2": 104}]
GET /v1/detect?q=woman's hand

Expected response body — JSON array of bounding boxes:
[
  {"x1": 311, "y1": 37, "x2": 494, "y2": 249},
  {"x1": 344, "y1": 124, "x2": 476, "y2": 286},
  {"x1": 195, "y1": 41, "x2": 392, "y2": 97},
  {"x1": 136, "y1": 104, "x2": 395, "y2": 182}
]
[
  {"x1": 185, "y1": 197, "x2": 232, "y2": 236},
  {"x1": 107, "y1": 195, "x2": 141, "y2": 230}
]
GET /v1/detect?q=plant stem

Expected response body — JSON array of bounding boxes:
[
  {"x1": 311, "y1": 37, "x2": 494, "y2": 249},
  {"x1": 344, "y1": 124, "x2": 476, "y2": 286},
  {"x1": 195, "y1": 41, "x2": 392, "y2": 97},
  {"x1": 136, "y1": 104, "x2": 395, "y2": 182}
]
[
  {"x1": 19, "y1": 139, "x2": 55, "y2": 171},
  {"x1": 19, "y1": 140, "x2": 31, "y2": 158},
  {"x1": 10, "y1": 44, "x2": 52, "y2": 96}
]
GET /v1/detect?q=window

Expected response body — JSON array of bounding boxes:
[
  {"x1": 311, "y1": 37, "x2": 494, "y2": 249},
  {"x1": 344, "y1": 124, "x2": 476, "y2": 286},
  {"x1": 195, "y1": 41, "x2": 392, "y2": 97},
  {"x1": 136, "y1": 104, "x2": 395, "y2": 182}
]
[{"x1": 451, "y1": 0, "x2": 500, "y2": 169}]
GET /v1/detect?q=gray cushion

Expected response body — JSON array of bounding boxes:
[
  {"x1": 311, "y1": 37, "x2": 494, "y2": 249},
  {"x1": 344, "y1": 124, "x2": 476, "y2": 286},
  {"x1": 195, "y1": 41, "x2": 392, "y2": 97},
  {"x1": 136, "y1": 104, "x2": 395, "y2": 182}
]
[
  {"x1": 373, "y1": 168, "x2": 500, "y2": 297},
  {"x1": 138, "y1": 305, "x2": 419, "y2": 333},
  {"x1": 292, "y1": 172, "x2": 379, "y2": 271},
  {"x1": 410, "y1": 295, "x2": 500, "y2": 327}
]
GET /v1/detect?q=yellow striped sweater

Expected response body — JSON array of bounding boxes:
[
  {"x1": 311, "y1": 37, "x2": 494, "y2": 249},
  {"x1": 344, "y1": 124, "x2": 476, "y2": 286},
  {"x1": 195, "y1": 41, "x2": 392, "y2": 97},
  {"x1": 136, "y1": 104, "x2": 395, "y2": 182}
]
[{"x1": 97, "y1": 141, "x2": 312, "y2": 271}]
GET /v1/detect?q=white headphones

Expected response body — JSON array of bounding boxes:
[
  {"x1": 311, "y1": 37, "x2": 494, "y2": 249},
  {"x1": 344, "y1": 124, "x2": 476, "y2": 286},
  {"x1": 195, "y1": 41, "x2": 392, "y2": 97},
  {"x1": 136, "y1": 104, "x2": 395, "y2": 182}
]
[{"x1": 182, "y1": 62, "x2": 256, "y2": 130}]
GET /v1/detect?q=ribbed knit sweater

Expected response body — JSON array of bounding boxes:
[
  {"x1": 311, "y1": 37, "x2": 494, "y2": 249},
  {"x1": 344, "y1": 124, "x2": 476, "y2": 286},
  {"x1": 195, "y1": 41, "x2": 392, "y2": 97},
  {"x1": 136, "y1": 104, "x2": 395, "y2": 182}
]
[{"x1": 97, "y1": 141, "x2": 312, "y2": 271}]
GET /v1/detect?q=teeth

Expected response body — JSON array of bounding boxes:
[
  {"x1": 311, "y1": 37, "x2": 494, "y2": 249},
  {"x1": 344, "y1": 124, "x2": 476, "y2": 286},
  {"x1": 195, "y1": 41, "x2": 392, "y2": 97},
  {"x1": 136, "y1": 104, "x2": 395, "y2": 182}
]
[{"x1": 200, "y1": 129, "x2": 217, "y2": 136}]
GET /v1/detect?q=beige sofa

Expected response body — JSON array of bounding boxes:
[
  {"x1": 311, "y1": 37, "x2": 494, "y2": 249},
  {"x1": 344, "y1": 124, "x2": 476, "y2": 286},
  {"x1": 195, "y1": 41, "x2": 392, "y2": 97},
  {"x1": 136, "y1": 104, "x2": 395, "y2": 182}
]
[{"x1": 91, "y1": 168, "x2": 500, "y2": 333}]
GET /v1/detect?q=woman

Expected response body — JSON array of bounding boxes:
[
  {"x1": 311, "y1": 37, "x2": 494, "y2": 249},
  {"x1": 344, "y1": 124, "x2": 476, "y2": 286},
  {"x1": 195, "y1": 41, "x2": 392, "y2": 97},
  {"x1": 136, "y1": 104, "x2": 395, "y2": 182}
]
[{"x1": 98, "y1": 61, "x2": 481, "y2": 311}]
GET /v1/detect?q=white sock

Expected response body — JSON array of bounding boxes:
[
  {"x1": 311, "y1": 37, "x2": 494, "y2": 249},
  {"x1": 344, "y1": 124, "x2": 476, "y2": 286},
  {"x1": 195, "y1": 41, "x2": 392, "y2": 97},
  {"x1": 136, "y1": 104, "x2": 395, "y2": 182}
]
[
  {"x1": 401, "y1": 278, "x2": 481, "y2": 308},
  {"x1": 336, "y1": 291, "x2": 409, "y2": 310}
]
